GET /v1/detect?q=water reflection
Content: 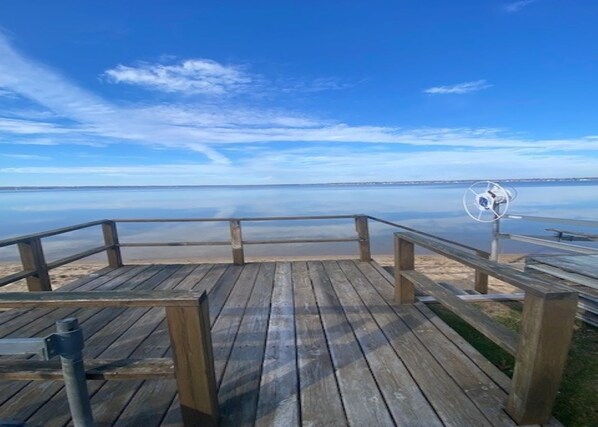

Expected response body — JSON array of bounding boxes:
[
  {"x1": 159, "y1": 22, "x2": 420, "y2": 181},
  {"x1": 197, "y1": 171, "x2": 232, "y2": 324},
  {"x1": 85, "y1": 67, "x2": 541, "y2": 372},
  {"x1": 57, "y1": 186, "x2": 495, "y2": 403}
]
[{"x1": 1, "y1": 182, "x2": 597, "y2": 261}]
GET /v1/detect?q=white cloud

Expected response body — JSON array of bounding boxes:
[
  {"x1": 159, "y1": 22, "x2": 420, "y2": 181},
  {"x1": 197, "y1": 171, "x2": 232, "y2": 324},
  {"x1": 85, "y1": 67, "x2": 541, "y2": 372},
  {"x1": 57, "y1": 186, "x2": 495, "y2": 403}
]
[
  {"x1": 1, "y1": 32, "x2": 597, "y2": 185},
  {"x1": 505, "y1": 0, "x2": 538, "y2": 13},
  {"x1": 1, "y1": 147, "x2": 596, "y2": 185},
  {"x1": 424, "y1": 80, "x2": 491, "y2": 95},
  {"x1": 104, "y1": 59, "x2": 253, "y2": 95},
  {"x1": 1, "y1": 153, "x2": 50, "y2": 160}
]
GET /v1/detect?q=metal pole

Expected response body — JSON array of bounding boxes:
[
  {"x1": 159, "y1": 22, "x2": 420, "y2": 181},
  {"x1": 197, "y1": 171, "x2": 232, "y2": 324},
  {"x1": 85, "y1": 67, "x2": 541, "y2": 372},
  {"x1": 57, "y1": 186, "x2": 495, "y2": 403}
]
[
  {"x1": 55, "y1": 318, "x2": 94, "y2": 427},
  {"x1": 490, "y1": 203, "x2": 501, "y2": 262}
]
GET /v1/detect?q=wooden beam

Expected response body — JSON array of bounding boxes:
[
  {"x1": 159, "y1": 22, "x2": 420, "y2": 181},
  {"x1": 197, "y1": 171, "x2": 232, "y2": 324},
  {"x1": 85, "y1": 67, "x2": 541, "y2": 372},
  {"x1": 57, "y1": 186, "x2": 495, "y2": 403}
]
[
  {"x1": 0, "y1": 290, "x2": 204, "y2": 308},
  {"x1": 506, "y1": 291, "x2": 578, "y2": 424},
  {"x1": 45, "y1": 245, "x2": 112, "y2": 270},
  {"x1": 417, "y1": 292, "x2": 525, "y2": 303},
  {"x1": 402, "y1": 270, "x2": 519, "y2": 355},
  {"x1": 355, "y1": 215, "x2": 371, "y2": 261},
  {"x1": 102, "y1": 221, "x2": 123, "y2": 268},
  {"x1": 474, "y1": 250, "x2": 489, "y2": 294},
  {"x1": 230, "y1": 219, "x2": 244, "y2": 265},
  {"x1": 394, "y1": 235, "x2": 415, "y2": 304},
  {"x1": 0, "y1": 358, "x2": 174, "y2": 381},
  {"x1": 166, "y1": 292, "x2": 219, "y2": 427},
  {"x1": 17, "y1": 238, "x2": 51, "y2": 291},
  {"x1": 0, "y1": 220, "x2": 107, "y2": 248}
]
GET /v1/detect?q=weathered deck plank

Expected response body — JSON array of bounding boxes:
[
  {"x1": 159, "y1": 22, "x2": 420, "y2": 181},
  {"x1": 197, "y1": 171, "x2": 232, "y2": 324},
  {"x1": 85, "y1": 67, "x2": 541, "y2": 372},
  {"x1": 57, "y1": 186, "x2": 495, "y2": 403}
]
[
  {"x1": 0, "y1": 260, "x2": 539, "y2": 426},
  {"x1": 218, "y1": 263, "x2": 275, "y2": 426},
  {"x1": 255, "y1": 262, "x2": 299, "y2": 426},
  {"x1": 308, "y1": 261, "x2": 394, "y2": 426},
  {"x1": 292, "y1": 261, "x2": 346, "y2": 426}
]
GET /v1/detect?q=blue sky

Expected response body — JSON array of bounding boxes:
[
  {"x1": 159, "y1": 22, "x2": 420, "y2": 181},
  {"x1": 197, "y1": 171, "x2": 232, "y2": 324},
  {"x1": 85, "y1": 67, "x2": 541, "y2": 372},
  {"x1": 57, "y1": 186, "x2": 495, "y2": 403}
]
[{"x1": 0, "y1": 0, "x2": 597, "y2": 186}]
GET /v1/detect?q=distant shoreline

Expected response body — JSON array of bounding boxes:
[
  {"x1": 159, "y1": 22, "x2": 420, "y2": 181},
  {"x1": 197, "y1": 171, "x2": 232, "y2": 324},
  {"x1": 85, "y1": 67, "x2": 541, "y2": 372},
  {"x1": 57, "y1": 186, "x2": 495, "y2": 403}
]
[{"x1": 2, "y1": 177, "x2": 597, "y2": 191}]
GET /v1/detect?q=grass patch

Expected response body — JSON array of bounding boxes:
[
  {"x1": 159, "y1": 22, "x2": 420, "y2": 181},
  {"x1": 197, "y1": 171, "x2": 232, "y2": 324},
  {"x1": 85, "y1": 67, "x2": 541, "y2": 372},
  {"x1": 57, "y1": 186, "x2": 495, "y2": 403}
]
[{"x1": 429, "y1": 302, "x2": 598, "y2": 426}]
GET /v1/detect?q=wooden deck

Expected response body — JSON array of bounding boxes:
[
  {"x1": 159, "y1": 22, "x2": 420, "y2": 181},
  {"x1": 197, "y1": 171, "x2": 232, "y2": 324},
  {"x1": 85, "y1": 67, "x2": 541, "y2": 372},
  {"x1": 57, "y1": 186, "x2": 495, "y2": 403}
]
[{"x1": 0, "y1": 260, "x2": 549, "y2": 426}]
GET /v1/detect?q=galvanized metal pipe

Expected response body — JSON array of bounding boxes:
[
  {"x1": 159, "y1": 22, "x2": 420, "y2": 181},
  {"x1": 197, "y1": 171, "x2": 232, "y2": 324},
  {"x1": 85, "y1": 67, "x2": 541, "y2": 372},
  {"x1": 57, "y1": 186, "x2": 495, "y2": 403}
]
[{"x1": 56, "y1": 318, "x2": 94, "y2": 427}]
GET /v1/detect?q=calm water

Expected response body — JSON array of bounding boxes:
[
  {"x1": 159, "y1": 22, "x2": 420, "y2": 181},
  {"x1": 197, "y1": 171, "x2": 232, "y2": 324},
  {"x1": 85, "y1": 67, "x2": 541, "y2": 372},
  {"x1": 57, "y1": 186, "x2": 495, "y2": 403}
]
[{"x1": 1, "y1": 181, "x2": 598, "y2": 262}]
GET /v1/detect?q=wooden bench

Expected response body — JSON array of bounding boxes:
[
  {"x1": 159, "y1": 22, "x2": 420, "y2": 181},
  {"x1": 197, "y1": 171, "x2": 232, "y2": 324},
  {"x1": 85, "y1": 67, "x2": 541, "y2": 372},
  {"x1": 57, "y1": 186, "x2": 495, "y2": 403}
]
[{"x1": 0, "y1": 290, "x2": 218, "y2": 427}]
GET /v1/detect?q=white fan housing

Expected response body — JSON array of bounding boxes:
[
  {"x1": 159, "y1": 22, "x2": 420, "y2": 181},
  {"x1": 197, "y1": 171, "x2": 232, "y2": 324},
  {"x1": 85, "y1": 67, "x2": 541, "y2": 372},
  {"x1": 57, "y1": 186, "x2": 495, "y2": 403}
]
[{"x1": 463, "y1": 181, "x2": 515, "y2": 223}]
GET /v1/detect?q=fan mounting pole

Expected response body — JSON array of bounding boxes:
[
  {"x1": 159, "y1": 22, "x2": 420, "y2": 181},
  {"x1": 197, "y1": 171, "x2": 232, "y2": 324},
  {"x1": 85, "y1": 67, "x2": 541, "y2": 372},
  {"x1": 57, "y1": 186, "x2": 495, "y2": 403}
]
[{"x1": 490, "y1": 202, "x2": 501, "y2": 261}]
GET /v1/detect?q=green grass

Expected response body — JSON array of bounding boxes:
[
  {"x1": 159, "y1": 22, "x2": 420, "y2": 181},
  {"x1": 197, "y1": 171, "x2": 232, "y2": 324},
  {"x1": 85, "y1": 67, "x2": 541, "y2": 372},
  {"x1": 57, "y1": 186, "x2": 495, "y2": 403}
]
[{"x1": 429, "y1": 302, "x2": 598, "y2": 427}]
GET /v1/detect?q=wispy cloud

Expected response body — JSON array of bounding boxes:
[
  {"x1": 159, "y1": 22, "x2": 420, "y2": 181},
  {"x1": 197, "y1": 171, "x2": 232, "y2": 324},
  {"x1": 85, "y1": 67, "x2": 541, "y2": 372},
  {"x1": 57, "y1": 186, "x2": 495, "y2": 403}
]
[
  {"x1": 104, "y1": 59, "x2": 253, "y2": 95},
  {"x1": 1, "y1": 146, "x2": 596, "y2": 185},
  {"x1": 1, "y1": 153, "x2": 50, "y2": 160},
  {"x1": 505, "y1": 0, "x2": 538, "y2": 13},
  {"x1": 424, "y1": 80, "x2": 491, "y2": 95},
  {"x1": 0, "y1": 88, "x2": 17, "y2": 98},
  {"x1": 1, "y1": 32, "x2": 597, "y2": 185}
]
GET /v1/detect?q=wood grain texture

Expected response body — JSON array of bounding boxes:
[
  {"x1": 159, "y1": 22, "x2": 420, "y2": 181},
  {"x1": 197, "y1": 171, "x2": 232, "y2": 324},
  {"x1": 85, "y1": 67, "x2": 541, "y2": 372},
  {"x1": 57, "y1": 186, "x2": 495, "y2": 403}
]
[
  {"x1": 292, "y1": 261, "x2": 346, "y2": 426},
  {"x1": 218, "y1": 263, "x2": 275, "y2": 426},
  {"x1": 394, "y1": 235, "x2": 415, "y2": 303},
  {"x1": 0, "y1": 260, "x2": 563, "y2": 427},
  {"x1": 255, "y1": 262, "x2": 300, "y2": 426},
  {"x1": 355, "y1": 215, "x2": 371, "y2": 261},
  {"x1": 475, "y1": 250, "x2": 490, "y2": 293},
  {"x1": 0, "y1": 358, "x2": 174, "y2": 380},
  {"x1": 102, "y1": 220, "x2": 123, "y2": 268},
  {"x1": 17, "y1": 238, "x2": 51, "y2": 291},
  {"x1": 506, "y1": 292, "x2": 578, "y2": 425},
  {"x1": 0, "y1": 289, "x2": 204, "y2": 309},
  {"x1": 397, "y1": 231, "x2": 574, "y2": 298},
  {"x1": 350, "y1": 260, "x2": 495, "y2": 426},
  {"x1": 308, "y1": 261, "x2": 395, "y2": 426},
  {"x1": 401, "y1": 270, "x2": 519, "y2": 355},
  {"x1": 333, "y1": 260, "x2": 442, "y2": 426},
  {"x1": 166, "y1": 296, "x2": 219, "y2": 427},
  {"x1": 229, "y1": 219, "x2": 244, "y2": 265}
]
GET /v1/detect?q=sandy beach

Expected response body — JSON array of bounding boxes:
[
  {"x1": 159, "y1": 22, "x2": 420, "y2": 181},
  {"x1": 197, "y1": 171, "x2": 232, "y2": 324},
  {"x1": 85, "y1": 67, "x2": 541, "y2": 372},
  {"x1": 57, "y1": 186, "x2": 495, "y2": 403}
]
[{"x1": 0, "y1": 254, "x2": 523, "y2": 294}]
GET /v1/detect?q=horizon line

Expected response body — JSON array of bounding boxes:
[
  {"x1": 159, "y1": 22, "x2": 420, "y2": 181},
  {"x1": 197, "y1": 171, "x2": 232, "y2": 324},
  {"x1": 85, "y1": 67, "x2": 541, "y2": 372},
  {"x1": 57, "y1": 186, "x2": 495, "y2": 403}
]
[{"x1": 2, "y1": 177, "x2": 597, "y2": 190}]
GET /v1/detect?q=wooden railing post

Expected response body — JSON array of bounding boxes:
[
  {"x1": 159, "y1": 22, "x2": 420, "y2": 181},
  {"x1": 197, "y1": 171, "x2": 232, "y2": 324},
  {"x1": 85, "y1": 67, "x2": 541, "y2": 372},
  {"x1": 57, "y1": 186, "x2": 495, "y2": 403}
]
[
  {"x1": 393, "y1": 233, "x2": 415, "y2": 304},
  {"x1": 355, "y1": 215, "x2": 371, "y2": 261},
  {"x1": 102, "y1": 221, "x2": 123, "y2": 268},
  {"x1": 166, "y1": 293, "x2": 219, "y2": 427},
  {"x1": 474, "y1": 250, "x2": 489, "y2": 294},
  {"x1": 17, "y1": 237, "x2": 51, "y2": 291},
  {"x1": 506, "y1": 292, "x2": 578, "y2": 424},
  {"x1": 229, "y1": 219, "x2": 244, "y2": 265}
]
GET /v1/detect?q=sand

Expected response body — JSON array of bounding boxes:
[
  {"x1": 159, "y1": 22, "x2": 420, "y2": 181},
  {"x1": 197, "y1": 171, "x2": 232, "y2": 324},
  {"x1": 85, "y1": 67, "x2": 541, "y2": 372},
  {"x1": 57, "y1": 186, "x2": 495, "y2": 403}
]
[{"x1": 0, "y1": 254, "x2": 524, "y2": 294}]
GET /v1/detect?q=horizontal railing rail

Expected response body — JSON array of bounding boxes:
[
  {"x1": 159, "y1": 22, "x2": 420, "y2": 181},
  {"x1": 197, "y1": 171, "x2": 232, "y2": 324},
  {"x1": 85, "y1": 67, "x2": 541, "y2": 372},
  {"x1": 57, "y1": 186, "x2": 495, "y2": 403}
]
[
  {"x1": 113, "y1": 214, "x2": 358, "y2": 222},
  {"x1": 393, "y1": 231, "x2": 578, "y2": 424},
  {"x1": 367, "y1": 215, "x2": 488, "y2": 254},
  {"x1": 368, "y1": 215, "x2": 490, "y2": 293},
  {"x1": 0, "y1": 220, "x2": 108, "y2": 248}
]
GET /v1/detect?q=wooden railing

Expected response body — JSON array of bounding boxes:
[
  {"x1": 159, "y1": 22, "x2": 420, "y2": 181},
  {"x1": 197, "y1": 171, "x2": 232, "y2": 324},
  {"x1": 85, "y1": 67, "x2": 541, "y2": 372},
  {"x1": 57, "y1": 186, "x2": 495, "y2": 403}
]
[
  {"x1": 368, "y1": 215, "x2": 490, "y2": 293},
  {"x1": 0, "y1": 220, "x2": 121, "y2": 291},
  {"x1": 393, "y1": 231, "x2": 578, "y2": 425},
  {"x1": 0, "y1": 215, "x2": 371, "y2": 291},
  {"x1": 114, "y1": 214, "x2": 370, "y2": 265},
  {"x1": 0, "y1": 290, "x2": 218, "y2": 426}
]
